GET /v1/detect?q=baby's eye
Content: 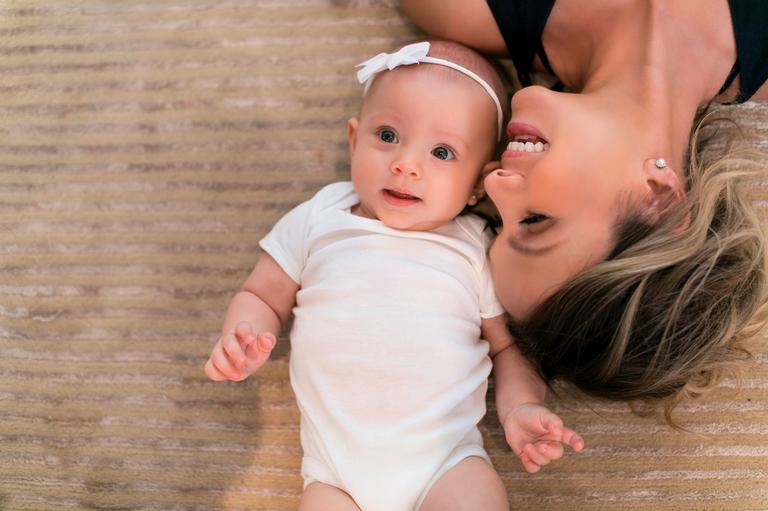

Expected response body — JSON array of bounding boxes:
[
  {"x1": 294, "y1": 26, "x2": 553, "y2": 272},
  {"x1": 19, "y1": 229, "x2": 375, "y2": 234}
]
[
  {"x1": 378, "y1": 129, "x2": 398, "y2": 144},
  {"x1": 431, "y1": 146, "x2": 455, "y2": 161}
]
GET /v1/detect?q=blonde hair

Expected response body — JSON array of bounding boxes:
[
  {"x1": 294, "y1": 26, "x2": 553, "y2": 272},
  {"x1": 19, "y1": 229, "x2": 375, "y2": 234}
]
[{"x1": 509, "y1": 110, "x2": 768, "y2": 427}]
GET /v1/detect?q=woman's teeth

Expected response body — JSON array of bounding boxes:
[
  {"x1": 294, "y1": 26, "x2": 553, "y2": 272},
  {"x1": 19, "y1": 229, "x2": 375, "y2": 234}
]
[{"x1": 506, "y1": 140, "x2": 549, "y2": 153}]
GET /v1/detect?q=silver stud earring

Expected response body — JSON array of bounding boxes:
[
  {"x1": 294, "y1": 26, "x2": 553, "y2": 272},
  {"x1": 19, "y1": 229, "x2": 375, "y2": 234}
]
[{"x1": 654, "y1": 158, "x2": 667, "y2": 169}]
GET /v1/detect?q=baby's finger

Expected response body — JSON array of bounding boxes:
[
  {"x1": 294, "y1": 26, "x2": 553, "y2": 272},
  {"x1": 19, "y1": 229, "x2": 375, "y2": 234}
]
[
  {"x1": 222, "y1": 333, "x2": 249, "y2": 368},
  {"x1": 523, "y1": 443, "x2": 552, "y2": 468},
  {"x1": 211, "y1": 347, "x2": 243, "y2": 380},
  {"x1": 519, "y1": 451, "x2": 541, "y2": 474},
  {"x1": 234, "y1": 322, "x2": 255, "y2": 343},
  {"x1": 561, "y1": 427, "x2": 585, "y2": 452},
  {"x1": 256, "y1": 332, "x2": 276, "y2": 353},
  {"x1": 204, "y1": 358, "x2": 228, "y2": 381},
  {"x1": 244, "y1": 333, "x2": 276, "y2": 359},
  {"x1": 537, "y1": 441, "x2": 564, "y2": 461},
  {"x1": 540, "y1": 413, "x2": 565, "y2": 437}
]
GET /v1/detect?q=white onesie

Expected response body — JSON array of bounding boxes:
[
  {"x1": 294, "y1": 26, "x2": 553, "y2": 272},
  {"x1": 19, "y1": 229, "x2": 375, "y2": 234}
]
[{"x1": 259, "y1": 182, "x2": 504, "y2": 511}]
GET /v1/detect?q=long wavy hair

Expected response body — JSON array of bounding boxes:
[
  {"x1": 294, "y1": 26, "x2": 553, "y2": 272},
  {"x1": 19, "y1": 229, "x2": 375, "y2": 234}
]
[{"x1": 508, "y1": 109, "x2": 768, "y2": 426}]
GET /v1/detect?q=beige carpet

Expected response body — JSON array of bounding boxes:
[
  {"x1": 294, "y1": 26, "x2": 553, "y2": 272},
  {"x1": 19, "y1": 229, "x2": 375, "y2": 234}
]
[{"x1": 2, "y1": 1, "x2": 767, "y2": 510}]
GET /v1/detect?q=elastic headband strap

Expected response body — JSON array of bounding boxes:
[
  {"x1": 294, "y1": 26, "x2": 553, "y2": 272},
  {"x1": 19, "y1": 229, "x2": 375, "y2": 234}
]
[{"x1": 356, "y1": 42, "x2": 503, "y2": 141}]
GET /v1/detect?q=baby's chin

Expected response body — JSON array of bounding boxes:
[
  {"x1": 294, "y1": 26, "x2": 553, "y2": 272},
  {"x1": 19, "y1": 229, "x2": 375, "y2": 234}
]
[
  {"x1": 371, "y1": 200, "x2": 463, "y2": 231},
  {"x1": 379, "y1": 217, "x2": 447, "y2": 232}
]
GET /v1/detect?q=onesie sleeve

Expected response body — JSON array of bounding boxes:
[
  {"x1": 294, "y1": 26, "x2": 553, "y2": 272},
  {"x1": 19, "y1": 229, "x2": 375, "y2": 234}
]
[
  {"x1": 479, "y1": 256, "x2": 505, "y2": 319},
  {"x1": 258, "y1": 195, "x2": 315, "y2": 285},
  {"x1": 258, "y1": 182, "x2": 356, "y2": 284},
  {"x1": 460, "y1": 215, "x2": 505, "y2": 319}
]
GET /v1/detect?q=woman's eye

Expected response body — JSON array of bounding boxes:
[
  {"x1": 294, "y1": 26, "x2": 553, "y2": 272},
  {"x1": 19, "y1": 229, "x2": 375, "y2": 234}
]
[
  {"x1": 519, "y1": 213, "x2": 552, "y2": 234},
  {"x1": 378, "y1": 129, "x2": 398, "y2": 144},
  {"x1": 520, "y1": 213, "x2": 548, "y2": 225},
  {"x1": 431, "y1": 146, "x2": 455, "y2": 161}
]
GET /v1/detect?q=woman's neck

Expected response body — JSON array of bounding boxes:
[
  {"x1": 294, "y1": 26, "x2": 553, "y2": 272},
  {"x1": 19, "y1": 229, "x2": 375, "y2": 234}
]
[
  {"x1": 547, "y1": 0, "x2": 736, "y2": 177},
  {"x1": 549, "y1": 0, "x2": 734, "y2": 96}
]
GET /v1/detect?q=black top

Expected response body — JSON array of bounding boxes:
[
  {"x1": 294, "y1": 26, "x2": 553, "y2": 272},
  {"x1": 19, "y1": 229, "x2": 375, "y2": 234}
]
[
  {"x1": 486, "y1": 0, "x2": 768, "y2": 102},
  {"x1": 485, "y1": 0, "x2": 556, "y2": 88}
]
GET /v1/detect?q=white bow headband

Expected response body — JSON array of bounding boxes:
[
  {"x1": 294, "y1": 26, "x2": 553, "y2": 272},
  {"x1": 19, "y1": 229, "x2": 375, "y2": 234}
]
[{"x1": 356, "y1": 42, "x2": 504, "y2": 141}]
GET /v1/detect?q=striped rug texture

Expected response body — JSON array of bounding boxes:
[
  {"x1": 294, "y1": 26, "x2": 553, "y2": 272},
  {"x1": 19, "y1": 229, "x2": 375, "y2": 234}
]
[{"x1": 2, "y1": 1, "x2": 768, "y2": 510}]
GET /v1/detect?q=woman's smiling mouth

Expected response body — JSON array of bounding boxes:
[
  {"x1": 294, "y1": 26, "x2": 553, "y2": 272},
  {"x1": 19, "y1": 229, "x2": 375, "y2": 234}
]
[{"x1": 504, "y1": 122, "x2": 550, "y2": 157}]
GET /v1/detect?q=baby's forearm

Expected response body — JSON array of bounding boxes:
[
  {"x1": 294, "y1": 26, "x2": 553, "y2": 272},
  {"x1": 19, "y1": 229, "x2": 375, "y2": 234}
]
[
  {"x1": 220, "y1": 289, "x2": 282, "y2": 340},
  {"x1": 492, "y1": 343, "x2": 547, "y2": 424}
]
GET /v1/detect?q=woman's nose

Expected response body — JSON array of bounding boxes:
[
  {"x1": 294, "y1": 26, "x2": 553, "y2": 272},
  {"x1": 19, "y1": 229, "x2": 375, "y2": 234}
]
[{"x1": 511, "y1": 84, "x2": 555, "y2": 112}]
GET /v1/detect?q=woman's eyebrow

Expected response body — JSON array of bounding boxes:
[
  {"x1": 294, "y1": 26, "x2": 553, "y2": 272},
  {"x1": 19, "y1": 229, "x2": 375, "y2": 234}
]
[{"x1": 506, "y1": 236, "x2": 561, "y2": 256}]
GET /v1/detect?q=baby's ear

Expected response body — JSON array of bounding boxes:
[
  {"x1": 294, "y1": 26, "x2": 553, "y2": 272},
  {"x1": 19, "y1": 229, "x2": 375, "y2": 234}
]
[
  {"x1": 347, "y1": 118, "x2": 359, "y2": 156},
  {"x1": 468, "y1": 161, "x2": 500, "y2": 205}
]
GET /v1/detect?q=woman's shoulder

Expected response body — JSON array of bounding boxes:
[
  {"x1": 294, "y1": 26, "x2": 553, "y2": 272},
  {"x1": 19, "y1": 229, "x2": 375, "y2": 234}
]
[{"x1": 399, "y1": 0, "x2": 509, "y2": 56}]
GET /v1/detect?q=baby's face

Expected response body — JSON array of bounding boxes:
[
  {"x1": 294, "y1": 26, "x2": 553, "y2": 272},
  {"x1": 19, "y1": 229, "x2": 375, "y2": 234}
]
[{"x1": 347, "y1": 67, "x2": 497, "y2": 231}]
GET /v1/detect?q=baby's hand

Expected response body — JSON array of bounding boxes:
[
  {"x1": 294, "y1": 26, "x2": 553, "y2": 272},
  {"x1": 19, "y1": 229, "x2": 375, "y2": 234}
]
[
  {"x1": 502, "y1": 403, "x2": 584, "y2": 474},
  {"x1": 204, "y1": 322, "x2": 276, "y2": 381}
]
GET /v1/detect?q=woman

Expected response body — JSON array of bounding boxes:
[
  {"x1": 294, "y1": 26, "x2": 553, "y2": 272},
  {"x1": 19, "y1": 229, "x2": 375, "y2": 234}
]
[{"x1": 401, "y1": 0, "x2": 768, "y2": 422}]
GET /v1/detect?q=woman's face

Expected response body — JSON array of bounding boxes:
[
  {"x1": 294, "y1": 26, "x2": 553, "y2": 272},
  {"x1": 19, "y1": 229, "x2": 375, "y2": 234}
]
[{"x1": 486, "y1": 85, "x2": 651, "y2": 319}]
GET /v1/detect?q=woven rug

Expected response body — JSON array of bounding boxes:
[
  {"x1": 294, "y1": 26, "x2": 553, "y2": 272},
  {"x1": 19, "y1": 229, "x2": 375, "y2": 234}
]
[{"x1": 2, "y1": 1, "x2": 767, "y2": 510}]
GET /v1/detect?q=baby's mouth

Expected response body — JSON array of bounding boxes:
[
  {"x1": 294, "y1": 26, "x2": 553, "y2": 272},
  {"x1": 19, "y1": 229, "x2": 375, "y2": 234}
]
[{"x1": 383, "y1": 188, "x2": 421, "y2": 204}]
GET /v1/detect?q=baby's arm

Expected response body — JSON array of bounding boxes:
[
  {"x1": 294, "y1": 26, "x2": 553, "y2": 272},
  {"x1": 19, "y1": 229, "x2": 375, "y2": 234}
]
[
  {"x1": 483, "y1": 314, "x2": 584, "y2": 473},
  {"x1": 204, "y1": 252, "x2": 298, "y2": 382}
]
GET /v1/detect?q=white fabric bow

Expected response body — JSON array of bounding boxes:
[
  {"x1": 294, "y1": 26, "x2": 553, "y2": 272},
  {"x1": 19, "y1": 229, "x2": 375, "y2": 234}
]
[
  {"x1": 356, "y1": 41, "x2": 431, "y2": 85},
  {"x1": 354, "y1": 41, "x2": 504, "y2": 141}
]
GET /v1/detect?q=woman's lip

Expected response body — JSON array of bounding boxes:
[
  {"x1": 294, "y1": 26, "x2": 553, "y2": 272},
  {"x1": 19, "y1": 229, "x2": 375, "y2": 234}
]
[
  {"x1": 506, "y1": 121, "x2": 548, "y2": 144},
  {"x1": 501, "y1": 149, "x2": 528, "y2": 160}
]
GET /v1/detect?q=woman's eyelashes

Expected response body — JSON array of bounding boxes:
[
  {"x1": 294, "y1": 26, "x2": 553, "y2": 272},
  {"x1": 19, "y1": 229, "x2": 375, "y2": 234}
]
[
  {"x1": 520, "y1": 213, "x2": 548, "y2": 225},
  {"x1": 519, "y1": 213, "x2": 553, "y2": 234}
]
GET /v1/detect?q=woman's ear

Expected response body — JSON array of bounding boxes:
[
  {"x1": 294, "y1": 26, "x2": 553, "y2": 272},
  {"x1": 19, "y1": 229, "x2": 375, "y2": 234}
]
[
  {"x1": 347, "y1": 118, "x2": 359, "y2": 156},
  {"x1": 467, "y1": 161, "x2": 500, "y2": 206},
  {"x1": 641, "y1": 158, "x2": 686, "y2": 224}
]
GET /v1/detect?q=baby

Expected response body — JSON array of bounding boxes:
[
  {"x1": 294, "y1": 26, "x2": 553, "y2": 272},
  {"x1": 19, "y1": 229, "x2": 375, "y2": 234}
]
[{"x1": 205, "y1": 41, "x2": 583, "y2": 511}]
